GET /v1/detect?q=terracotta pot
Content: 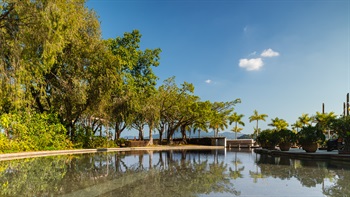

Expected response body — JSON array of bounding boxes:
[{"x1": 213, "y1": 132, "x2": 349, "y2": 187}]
[
  {"x1": 267, "y1": 143, "x2": 277, "y2": 150},
  {"x1": 302, "y1": 142, "x2": 318, "y2": 153},
  {"x1": 279, "y1": 142, "x2": 291, "y2": 151}
]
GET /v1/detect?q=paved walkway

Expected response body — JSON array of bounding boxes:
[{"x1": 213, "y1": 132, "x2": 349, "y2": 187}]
[{"x1": 0, "y1": 145, "x2": 225, "y2": 161}]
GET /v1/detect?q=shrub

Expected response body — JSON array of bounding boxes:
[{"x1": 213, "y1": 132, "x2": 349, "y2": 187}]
[
  {"x1": 257, "y1": 129, "x2": 279, "y2": 149},
  {"x1": 0, "y1": 112, "x2": 72, "y2": 152},
  {"x1": 297, "y1": 125, "x2": 325, "y2": 146},
  {"x1": 279, "y1": 129, "x2": 297, "y2": 144}
]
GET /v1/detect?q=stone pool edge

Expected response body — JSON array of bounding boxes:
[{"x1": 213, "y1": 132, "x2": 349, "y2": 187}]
[
  {"x1": 254, "y1": 148, "x2": 350, "y2": 162},
  {"x1": 0, "y1": 145, "x2": 225, "y2": 161}
]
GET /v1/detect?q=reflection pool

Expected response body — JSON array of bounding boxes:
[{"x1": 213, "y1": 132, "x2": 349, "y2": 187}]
[{"x1": 0, "y1": 149, "x2": 350, "y2": 196}]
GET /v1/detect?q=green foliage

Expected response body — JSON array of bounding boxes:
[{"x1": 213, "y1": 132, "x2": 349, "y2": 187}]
[
  {"x1": 73, "y1": 126, "x2": 117, "y2": 148},
  {"x1": 249, "y1": 110, "x2": 268, "y2": 137},
  {"x1": 298, "y1": 113, "x2": 313, "y2": 127},
  {"x1": 0, "y1": 112, "x2": 72, "y2": 153},
  {"x1": 297, "y1": 125, "x2": 325, "y2": 145},
  {"x1": 278, "y1": 129, "x2": 297, "y2": 144},
  {"x1": 117, "y1": 138, "x2": 127, "y2": 146},
  {"x1": 268, "y1": 117, "x2": 289, "y2": 131},
  {"x1": 331, "y1": 116, "x2": 350, "y2": 139},
  {"x1": 257, "y1": 129, "x2": 280, "y2": 149}
]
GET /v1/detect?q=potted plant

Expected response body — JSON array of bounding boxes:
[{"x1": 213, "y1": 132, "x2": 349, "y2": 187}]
[
  {"x1": 278, "y1": 129, "x2": 297, "y2": 151},
  {"x1": 257, "y1": 129, "x2": 279, "y2": 150},
  {"x1": 330, "y1": 116, "x2": 350, "y2": 154},
  {"x1": 297, "y1": 125, "x2": 325, "y2": 152}
]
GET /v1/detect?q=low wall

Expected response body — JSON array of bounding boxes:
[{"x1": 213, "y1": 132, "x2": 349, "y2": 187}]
[
  {"x1": 188, "y1": 137, "x2": 226, "y2": 147},
  {"x1": 226, "y1": 139, "x2": 255, "y2": 148}
]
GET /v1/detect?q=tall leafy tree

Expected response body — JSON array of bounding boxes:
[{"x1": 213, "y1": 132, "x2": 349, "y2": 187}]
[
  {"x1": 249, "y1": 110, "x2": 268, "y2": 137},
  {"x1": 106, "y1": 30, "x2": 161, "y2": 141},
  {"x1": 0, "y1": 0, "x2": 109, "y2": 141},
  {"x1": 209, "y1": 100, "x2": 241, "y2": 137},
  {"x1": 191, "y1": 101, "x2": 212, "y2": 138}
]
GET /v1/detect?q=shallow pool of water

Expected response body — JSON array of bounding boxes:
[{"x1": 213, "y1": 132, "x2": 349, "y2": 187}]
[{"x1": 0, "y1": 149, "x2": 349, "y2": 196}]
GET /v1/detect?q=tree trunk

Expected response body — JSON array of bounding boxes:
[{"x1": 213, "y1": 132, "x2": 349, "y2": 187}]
[
  {"x1": 167, "y1": 128, "x2": 174, "y2": 145},
  {"x1": 148, "y1": 126, "x2": 153, "y2": 146},
  {"x1": 181, "y1": 126, "x2": 187, "y2": 144},
  {"x1": 138, "y1": 127, "x2": 144, "y2": 141},
  {"x1": 159, "y1": 131, "x2": 163, "y2": 145},
  {"x1": 158, "y1": 125, "x2": 164, "y2": 145},
  {"x1": 114, "y1": 122, "x2": 126, "y2": 142},
  {"x1": 114, "y1": 122, "x2": 122, "y2": 141}
]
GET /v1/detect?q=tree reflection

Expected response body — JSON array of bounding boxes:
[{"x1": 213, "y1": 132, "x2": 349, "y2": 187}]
[
  {"x1": 252, "y1": 154, "x2": 350, "y2": 197},
  {"x1": 0, "y1": 150, "x2": 240, "y2": 196},
  {"x1": 322, "y1": 164, "x2": 350, "y2": 197},
  {"x1": 229, "y1": 152, "x2": 244, "y2": 180}
]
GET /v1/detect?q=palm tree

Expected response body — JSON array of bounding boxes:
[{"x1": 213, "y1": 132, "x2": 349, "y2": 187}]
[
  {"x1": 229, "y1": 112, "x2": 245, "y2": 139},
  {"x1": 249, "y1": 110, "x2": 268, "y2": 137},
  {"x1": 314, "y1": 111, "x2": 337, "y2": 139},
  {"x1": 231, "y1": 127, "x2": 243, "y2": 140},
  {"x1": 209, "y1": 112, "x2": 228, "y2": 137},
  {"x1": 291, "y1": 120, "x2": 303, "y2": 132},
  {"x1": 229, "y1": 152, "x2": 244, "y2": 179},
  {"x1": 268, "y1": 117, "x2": 289, "y2": 131},
  {"x1": 252, "y1": 127, "x2": 261, "y2": 138},
  {"x1": 298, "y1": 113, "x2": 312, "y2": 127}
]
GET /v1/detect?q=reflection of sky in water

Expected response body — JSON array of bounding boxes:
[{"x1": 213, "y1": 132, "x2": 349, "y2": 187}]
[{"x1": 0, "y1": 149, "x2": 349, "y2": 196}]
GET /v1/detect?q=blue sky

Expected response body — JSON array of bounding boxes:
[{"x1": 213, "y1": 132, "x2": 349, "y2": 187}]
[{"x1": 86, "y1": 0, "x2": 349, "y2": 136}]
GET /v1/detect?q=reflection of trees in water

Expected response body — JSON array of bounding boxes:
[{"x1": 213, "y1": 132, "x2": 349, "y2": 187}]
[
  {"x1": 252, "y1": 154, "x2": 350, "y2": 197},
  {"x1": 0, "y1": 150, "x2": 240, "y2": 196},
  {"x1": 0, "y1": 156, "x2": 68, "y2": 196},
  {"x1": 229, "y1": 152, "x2": 244, "y2": 180}
]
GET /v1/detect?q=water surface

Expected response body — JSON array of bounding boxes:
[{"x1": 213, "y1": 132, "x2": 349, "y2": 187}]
[{"x1": 0, "y1": 149, "x2": 349, "y2": 196}]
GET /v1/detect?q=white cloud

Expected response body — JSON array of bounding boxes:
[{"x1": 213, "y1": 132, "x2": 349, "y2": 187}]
[
  {"x1": 205, "y1": 79, "x2": 212, "y2": 84},
  {"x1": 261, "y1": 48, "x2": 280, "y2": 57},
  {"x1": 248, "y1": 51, "x2": 257, "y2": 56},
  {"x1": 239, "y1": 58, "x2": 264, "y2": 71}
]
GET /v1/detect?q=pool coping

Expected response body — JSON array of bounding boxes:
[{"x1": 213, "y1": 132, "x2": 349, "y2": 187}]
[
  {"x1": 254, "y1": 148, "x2": 350, "y2": 162},
  {"x1": 0, "y1": 145, "x2": 225, "y2": 161}
]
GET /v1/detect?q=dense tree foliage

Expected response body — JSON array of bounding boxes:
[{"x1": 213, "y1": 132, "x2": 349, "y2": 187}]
[{"x1": 0, "y1": 0, "x2": 242, "y2": 151}]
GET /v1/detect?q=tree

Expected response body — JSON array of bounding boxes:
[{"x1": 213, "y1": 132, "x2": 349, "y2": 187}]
[
  {"x1": 291, "y1": 120, "x2": 303, "y2": 132},
  {"x1": 106, "y1": 30, "x2": 161, "y2": 141},
  {"x1": 191, "y1": 101, "x2": 212, "y2": 138},
  {"x1": 209, "y1": 100, "x2": 241, "y2": 137},
  {"x1": 268, "y1": 117, "x2": 289, "y2": 131},
  {"x1": 249, "y1": 110, "x2": 268, "y2": 137},
  {"x1": 141, "y1": 89, "x2": 160, "y2": 145},
  {"x1": 157, "y1": 77, "x2": 196, "y2": 144},
  {"x1": 314, "y1": 111, "x2": 337, "y2": 139},
  {"x1": 298, "y1": 113, "x2": 312, "y2": 127},
  {"x1": 0, "y1": 0, "x2": 110, "y2": 141},
  {"x1": 229, "y1": 112, "x2": 245, "y2": 139}
]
